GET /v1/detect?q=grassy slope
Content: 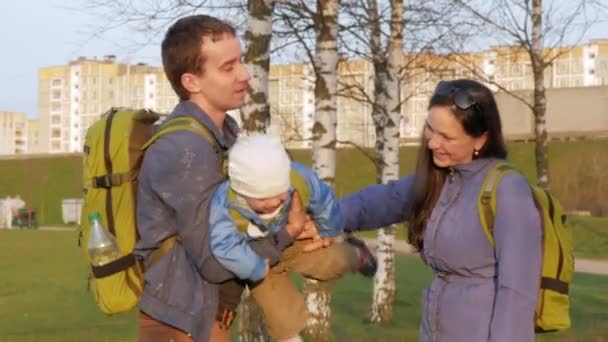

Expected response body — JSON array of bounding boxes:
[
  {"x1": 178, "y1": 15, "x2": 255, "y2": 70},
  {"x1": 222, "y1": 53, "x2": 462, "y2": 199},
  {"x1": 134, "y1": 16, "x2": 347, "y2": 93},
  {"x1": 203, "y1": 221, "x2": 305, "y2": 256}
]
[{"x1": 1, "y1": 140, "x2": 606, "y2": 224}]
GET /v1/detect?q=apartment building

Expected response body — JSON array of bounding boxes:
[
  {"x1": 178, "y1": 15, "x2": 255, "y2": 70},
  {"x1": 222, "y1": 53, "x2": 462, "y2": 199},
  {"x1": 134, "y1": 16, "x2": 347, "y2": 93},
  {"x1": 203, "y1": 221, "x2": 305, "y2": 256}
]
[
  {"x1": 0, "y1": 112, "x2": 43, "y2": 156},
  {"x1": 38, "y1": 56, "x2": 177, "y2": 153},
  {"x1": 0, "y1": 112, "x2": 28, "y2": 155},
  {"x1": 26, "y1": 38, "x2": 607, "y2": 154}
]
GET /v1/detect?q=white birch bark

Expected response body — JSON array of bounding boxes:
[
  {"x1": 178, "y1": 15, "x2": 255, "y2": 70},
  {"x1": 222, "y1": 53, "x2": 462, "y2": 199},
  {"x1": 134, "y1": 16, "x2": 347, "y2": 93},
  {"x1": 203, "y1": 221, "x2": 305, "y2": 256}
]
[
  {"x1": 305, "y1": 0, "x2": 340, "y2": 341},
  {"x1": 238, "y1": 1, "x2": 275, "y2": 341},
  {"x1": 240, "y1": 0, "x2": 275, "y2": 133},
  {"x1": 531, "y1": 0, "x2": 550, "y2": 189},
  {"x1": 368, "y1": 0, "x2": 403, "y2": 324}
]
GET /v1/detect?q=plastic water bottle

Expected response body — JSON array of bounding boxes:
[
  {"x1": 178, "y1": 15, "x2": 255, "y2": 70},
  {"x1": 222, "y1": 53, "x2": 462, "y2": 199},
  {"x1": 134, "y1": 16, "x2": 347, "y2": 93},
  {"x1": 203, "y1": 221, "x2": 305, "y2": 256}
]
[{"x1": 87, "y1": 212, "x2": 121, "y2": 266}]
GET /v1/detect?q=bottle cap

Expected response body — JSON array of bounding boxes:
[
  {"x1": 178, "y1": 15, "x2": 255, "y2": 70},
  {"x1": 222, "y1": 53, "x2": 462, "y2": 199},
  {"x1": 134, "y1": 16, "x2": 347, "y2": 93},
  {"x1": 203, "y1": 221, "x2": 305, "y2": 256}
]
[{"x1": 88, "y1": 212, "x2": 102, "y2": 222}]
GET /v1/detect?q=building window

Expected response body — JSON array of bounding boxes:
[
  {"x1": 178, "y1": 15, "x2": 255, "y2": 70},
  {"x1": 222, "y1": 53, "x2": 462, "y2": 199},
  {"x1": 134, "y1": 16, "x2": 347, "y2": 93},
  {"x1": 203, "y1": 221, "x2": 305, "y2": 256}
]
[
  {"x1": 589, "y1": 69, "x2": 595, "y2": 75},
  {"x1": 52, "y1": 90, "x2": 61, "y2": 100},
  {"x1": 51, "y1": 79, "x2": 62, "y2": 87},
  {"x1": 556, "y1": 61, "x2": 569, "y2": 75},
  {"x1": 589, "y1": 53, "x2": 596, "y2": 59},
  {"x1": 51, "y1": 103, "x2": 61, "y2": 112},
  {"x1": 511, "y1": 64, "x2": 522, "y2": 76}
]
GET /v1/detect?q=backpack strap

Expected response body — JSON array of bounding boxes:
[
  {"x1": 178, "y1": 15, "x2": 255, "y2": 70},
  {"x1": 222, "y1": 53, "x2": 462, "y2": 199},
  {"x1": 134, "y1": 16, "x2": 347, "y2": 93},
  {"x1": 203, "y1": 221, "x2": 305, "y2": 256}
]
[
  {"x1": 478, "y1": 162, "x2": 518, "y2": 247},
  {"x1": 143, "y1": 116, "x2": 218, "y2": 151}
]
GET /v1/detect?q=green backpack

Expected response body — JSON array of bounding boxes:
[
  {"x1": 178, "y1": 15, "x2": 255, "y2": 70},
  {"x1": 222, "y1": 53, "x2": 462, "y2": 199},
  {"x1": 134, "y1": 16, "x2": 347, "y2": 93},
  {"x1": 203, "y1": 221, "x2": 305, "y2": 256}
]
[
  {"x1": 79, "y1": 107, "x2": 223, "y2": 315},
  {"x1": 478, "y1": 162, "x2": 573, "y2": 332}
]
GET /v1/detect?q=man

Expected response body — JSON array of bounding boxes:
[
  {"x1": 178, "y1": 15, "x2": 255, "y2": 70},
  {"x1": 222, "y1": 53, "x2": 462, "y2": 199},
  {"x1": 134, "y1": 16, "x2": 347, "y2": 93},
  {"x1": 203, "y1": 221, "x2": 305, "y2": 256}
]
[{"x1": 134, "y1": 15, "x2": 305, "y2": 341}]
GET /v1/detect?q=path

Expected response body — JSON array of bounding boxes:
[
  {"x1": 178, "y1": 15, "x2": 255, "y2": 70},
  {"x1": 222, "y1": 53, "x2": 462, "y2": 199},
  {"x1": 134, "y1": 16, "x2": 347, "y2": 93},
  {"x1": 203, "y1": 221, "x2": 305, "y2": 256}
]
[{"x1": 362, "y1": 238, "x2": 608, "y2": 276}]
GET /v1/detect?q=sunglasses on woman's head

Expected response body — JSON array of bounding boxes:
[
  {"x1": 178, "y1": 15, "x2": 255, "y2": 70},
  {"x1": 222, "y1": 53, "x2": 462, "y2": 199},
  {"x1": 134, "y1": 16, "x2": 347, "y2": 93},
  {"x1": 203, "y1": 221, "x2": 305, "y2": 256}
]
[{"x1": 433, "y1": 81, "x2": 479, "y2": 113}]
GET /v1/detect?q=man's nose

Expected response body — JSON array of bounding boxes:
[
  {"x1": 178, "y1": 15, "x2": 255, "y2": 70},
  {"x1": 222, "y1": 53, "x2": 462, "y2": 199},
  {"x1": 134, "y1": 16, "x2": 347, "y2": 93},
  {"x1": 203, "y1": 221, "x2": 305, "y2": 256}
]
[{"x1": 238, "y1": 64, "x2": 251, "y2": 82}]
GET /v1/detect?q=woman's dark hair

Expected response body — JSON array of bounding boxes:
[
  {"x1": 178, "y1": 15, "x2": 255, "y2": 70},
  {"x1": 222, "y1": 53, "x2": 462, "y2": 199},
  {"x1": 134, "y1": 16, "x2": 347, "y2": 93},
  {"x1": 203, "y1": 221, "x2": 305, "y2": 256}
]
[{"x1": 407, "y1": 79, "x2": 508, "y2": 251}]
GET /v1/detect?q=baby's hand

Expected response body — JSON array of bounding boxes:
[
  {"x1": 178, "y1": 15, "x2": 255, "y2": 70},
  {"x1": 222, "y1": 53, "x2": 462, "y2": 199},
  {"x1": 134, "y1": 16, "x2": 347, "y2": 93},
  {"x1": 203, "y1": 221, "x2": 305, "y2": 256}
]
[
  {"x1": 285, "y1": 191, "x2": 307, "y2": 238},
  {"x1": 263, "y1": 259, "x2": 270, "y2": 278}
]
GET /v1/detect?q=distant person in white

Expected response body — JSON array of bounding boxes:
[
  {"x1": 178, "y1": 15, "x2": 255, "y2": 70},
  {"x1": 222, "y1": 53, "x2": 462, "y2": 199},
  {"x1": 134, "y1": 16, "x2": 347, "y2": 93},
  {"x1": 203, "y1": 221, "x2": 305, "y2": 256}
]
[{"x1": 0, "y1": 195, "x2": 26, "y2": 229}]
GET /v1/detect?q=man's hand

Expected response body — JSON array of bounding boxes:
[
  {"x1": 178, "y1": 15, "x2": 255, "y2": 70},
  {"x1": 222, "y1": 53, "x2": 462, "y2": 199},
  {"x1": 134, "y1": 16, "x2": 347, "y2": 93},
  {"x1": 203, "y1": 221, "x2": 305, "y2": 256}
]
[
  {"x1": 285, "y1": 191, "x2": 307, "y2": 238},
  {"x1": 299, "y1": 217, "x2": 334, "y2": 252}
]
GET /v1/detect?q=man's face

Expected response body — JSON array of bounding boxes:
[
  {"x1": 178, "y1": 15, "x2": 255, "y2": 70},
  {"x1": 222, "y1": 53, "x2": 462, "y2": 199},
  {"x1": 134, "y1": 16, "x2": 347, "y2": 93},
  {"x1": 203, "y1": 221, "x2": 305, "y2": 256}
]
[{"x1": 191, "y1": 35, "x2": 250, "y2": 115}]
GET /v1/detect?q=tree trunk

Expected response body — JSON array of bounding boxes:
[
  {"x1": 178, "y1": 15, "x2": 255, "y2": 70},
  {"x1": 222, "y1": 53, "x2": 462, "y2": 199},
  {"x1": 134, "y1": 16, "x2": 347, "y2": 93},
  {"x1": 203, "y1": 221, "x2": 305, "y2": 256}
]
[
  {"x1": 238, "y1": 0, "x2": 275, "y2": 340},
  {"x1": 531, "y1": 0, "x2": 550, "y2": 189},
  {"x1": 305, "y1": 0, "x2": 339, "y2": 340},
  {"x1": 238, "y1": 288, "x2": 270, "y2": 342},
  {"x1": 368, "y1": 0, "x2": 403, "y2": 324},
  {"x1": 240, "y1": 0, "x2": 275, "y2": 133}
]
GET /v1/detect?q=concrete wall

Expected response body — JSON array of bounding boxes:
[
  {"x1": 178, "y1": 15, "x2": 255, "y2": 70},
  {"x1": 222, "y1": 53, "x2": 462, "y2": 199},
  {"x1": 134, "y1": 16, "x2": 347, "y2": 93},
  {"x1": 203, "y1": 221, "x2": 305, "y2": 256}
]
[{"x1": 495, "y1": 85, "x2": 608, "y2": 140}]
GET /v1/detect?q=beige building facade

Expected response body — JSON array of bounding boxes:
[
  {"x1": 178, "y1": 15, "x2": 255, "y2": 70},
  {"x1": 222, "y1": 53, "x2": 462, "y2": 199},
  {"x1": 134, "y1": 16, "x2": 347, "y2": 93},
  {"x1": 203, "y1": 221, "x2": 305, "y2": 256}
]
[
  {"x1": 38, "y1": 56, "x2": 177, "y2": 153},
  {"x1": 0, "y1": 112, "x2": 31, "y2": 155},
  {"x1": 3, "y1": 38, "x2": 601, "y2": 157},
  {"x1": 268, "y1": 38, "x2": 608, "y2": 148},
  {"x1": 0, "y1": 112, "x2": 42, "y2": 156}
]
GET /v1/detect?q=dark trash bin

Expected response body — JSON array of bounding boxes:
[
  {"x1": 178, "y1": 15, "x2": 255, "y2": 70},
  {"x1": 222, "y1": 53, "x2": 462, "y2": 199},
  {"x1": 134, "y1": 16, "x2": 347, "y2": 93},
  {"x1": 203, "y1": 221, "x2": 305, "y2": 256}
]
[{"x1": 16, "y1": 208, "x2": 38, "y2": 229}]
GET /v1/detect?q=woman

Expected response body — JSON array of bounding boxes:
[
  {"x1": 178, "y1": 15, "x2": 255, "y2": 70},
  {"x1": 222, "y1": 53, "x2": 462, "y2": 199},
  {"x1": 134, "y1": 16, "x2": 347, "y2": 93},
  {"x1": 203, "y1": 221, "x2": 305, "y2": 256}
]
[{"x1": 339, "y1": 79, "x2": 542, "y2": 342}]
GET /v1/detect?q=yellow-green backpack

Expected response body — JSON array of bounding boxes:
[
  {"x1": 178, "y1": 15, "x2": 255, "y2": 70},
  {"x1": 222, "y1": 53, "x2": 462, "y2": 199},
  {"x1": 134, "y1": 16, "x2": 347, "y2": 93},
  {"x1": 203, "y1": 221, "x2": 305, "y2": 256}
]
[
  {"x1": 478, "y1": 162, "x2": 573, "y2": 332},
  {"x1": 79, "y1": 107, "x2": 222, "y2": 315}
]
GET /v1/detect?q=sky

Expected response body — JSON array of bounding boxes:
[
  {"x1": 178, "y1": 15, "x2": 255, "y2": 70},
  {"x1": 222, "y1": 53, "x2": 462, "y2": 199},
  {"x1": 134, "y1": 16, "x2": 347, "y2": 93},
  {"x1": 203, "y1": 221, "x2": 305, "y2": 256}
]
[
  {"x1": 0, "y1": 1, "x2": 161, "y2": 119},
  {"x1": 0, "y1": 1, "x2": 607, "y2": 119}
]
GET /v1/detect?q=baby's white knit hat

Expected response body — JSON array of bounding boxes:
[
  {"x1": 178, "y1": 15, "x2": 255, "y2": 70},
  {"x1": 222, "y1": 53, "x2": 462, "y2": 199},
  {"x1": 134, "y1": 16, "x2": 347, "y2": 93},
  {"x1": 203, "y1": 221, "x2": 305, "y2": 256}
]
[{"x1": 228, "y1": 134, "x2": 291, "y2": 199}]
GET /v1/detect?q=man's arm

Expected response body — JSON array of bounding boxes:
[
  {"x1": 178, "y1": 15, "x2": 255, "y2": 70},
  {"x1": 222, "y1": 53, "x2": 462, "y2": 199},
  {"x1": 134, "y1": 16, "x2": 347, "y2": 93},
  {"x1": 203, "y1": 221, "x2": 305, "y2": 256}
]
[{"x1": 137, "y1": 132, "x2": 235, "y2": 283}]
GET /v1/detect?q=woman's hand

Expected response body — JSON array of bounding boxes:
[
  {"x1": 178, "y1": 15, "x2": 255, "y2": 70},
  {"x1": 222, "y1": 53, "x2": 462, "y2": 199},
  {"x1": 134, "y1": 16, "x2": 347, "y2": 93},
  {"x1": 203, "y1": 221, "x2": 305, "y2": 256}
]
[{"x1": 298, "y1": 217, "x2": 334, "y2": 252}]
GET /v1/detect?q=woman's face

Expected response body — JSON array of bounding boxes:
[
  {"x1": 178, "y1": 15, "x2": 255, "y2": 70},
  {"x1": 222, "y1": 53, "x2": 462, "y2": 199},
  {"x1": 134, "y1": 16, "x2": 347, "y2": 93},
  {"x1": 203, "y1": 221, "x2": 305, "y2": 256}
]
[{"x1": 424, "y1": 105, "x2": 487, "y2": 168}]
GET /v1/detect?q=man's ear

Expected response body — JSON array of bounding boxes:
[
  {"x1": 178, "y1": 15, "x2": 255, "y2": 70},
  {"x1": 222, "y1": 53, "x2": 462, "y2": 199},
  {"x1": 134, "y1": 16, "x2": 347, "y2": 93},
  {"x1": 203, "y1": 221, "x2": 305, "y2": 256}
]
[{"x1": 181, "y1": 73, "x2": 201, "y2": 94}]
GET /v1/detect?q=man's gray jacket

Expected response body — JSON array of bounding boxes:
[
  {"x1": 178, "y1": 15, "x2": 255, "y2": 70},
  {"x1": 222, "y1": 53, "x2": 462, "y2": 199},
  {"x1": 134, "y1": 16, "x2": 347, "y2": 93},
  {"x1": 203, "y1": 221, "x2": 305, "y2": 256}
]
[{"x1": 134, "y1": 100, "x2": 239, "y2": 341}]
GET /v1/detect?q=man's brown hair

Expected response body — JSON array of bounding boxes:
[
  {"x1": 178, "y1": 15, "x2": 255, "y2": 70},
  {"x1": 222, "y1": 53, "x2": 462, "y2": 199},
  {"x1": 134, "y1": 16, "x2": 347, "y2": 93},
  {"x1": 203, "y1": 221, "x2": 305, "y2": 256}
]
[{"x1": 161, "y1": 15, "x2": 236, "y2": 100}]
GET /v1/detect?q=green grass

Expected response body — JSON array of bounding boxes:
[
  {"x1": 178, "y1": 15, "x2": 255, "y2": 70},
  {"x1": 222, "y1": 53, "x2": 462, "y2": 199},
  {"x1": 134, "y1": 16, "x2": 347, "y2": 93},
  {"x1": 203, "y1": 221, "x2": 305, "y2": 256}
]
[
  {"x1": 569, "y1": 216, "x2": 608, "y2": 259},
  {"x1": 1, "y1": 230, "x2": 607, "y2": 341},
  {"x1": 0, "y1": 155, "x2": 82, "y2": 225}
]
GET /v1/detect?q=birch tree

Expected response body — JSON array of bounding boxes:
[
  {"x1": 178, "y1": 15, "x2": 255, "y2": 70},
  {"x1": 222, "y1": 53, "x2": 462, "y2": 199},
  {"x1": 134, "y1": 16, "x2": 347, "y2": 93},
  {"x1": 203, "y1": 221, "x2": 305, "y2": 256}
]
[
  {"x1": 363, "y1": 0, "x2": 404, "y2": 323},
  {"x1": 240, "y1": 0, "x2": 276, "y2": 133},
  {"x1": 445, "y1": 0, "x2": 606, "y2": 189},
  {"x1": 237, "y1": 2, "x2": 277, "y2": 340},
  {"x1": 304, "y1": 0, "x2": 340, "y2": 340}
]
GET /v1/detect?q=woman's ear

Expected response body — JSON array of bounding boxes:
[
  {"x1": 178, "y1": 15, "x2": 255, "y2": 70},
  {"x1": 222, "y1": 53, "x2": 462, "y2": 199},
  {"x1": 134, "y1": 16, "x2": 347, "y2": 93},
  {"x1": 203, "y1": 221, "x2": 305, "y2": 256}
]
[{"x1": 474, "y1": 131, "x2": 489, "y2": 151}]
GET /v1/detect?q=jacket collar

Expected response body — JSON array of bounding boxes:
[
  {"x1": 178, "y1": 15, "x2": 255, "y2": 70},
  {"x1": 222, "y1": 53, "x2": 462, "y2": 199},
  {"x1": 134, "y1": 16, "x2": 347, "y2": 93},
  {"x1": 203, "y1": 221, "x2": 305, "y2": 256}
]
[
  {"x1": 170, "y1": 100, "x2": 239, "y2": 149},
  {"x1": 449, "y1": 158, "x2": 501, "y2": 180}
]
